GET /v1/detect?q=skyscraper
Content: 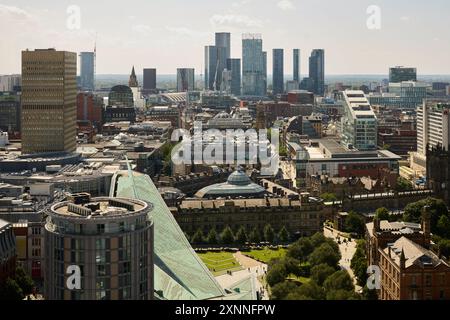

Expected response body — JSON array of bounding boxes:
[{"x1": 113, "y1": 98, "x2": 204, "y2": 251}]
[
  {"x1": 389, "y1": 67, "x2": 417, "y2": 83},
  {"x1": 215, "y1": 32, "x2": 231, "y2": 61},
  {"x1": 293, "y1": 49, "x2": 300, "y2": 82},
  {"x1": 79, "y1": 52, "x2": 95, "y2": 91},
  {"x1": 309, "y1": 49, "x2": 325, "y2": 96},
  {"x1": 21, "y1": 49, "x2": 77, "y2": 154},
  {"x1": 177, "y1": 68, "x2": 195, "y2": 92},
  {"x1": 242, "y1": 34, "x2": 266, "y2": 96},
  {"x1": 272, "y1": 49, "x2": 284, "y2": 95},
  {"x1": 143, "y1": 68, "x2": 156, "y2": 93},
  {"x1": 227, "y1": 58, "x2": 241, "y2": 96},
  {"x1": 263, "y1": 51, "x2": 268, "y2": 95}
]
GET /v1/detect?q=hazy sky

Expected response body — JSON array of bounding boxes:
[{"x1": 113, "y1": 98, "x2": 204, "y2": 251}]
[{"x1": 1, "y1": 0, "x2": 449, "y2": 75}]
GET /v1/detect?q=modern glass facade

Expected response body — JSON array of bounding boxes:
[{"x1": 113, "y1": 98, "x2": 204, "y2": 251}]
[
  {"x1": 293, "y1": 49, "x2": 300, "y2": 82},
  {"x1": 80, "y1": 52, "x2": 95, "y2": 91},
  {"x1": 389, "y1": 67, "x2": 417, "y2": 83},
  {"x1": 341, "y1": 90, "x2": 378, "y2": 150},
  {"x1": 227, "y1": 58, "x2": 241, "y2": 96},
  {"x1": 242, "y1": 34, "x2": 266, "y2": 97},
  {"x1": 309, "y1": 49, "x2": 325, "y2": 96},
  {"x1": 143, "y1": 68, "x2": 156, "y2": 93},
  {"x1": 272, "y1": 49, "x2": 284, "y2": 95},
  {"x1": 177, "y1": 68, "x2": 195, "y2": 92}
]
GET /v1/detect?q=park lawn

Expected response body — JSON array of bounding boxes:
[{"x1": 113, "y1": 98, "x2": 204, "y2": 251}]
[
  {"x1": 242, "y1": 247, "x2": 287, "y2": 263},
  {"x1": 197, "y1": 251, "x2": 242, "y2": 276},
  {"x1": 287, "y1": 276, "x2": 311, "y2": 285}
]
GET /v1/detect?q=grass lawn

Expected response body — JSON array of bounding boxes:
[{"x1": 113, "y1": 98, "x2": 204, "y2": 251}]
[
  {"x1": 197, "y1": 251, "x2": 242, "y2": 276},
  {"x1": 287, "y1": 276, "x2": 310, "y2": 285},
  {"x1": 241, "y1": 247, "x2": 287, "y2": 264}
]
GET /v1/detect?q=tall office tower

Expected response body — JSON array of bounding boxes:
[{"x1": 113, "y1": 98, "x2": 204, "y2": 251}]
[
  {"x1": 177, "y1": 68, "x2": 195, "y2": 92},
  {"x1": 263, "y1": 51, "x2": 268, "y2": 95},
  {"x1": 242, "y1": 34, "x2": 266, "y2": 97},
  {"x1": 205, "y1": 46, "x2": 218, "y2": 91},
  {"x1": 129, "y1": 66, "x2": 138, "y2": 88},
  {"x1": 44, "y1": 194, "x2": 154, "y2": 300},
  {"x1": 417, "y1": 99, "x2": 450, "y2": 155},
  {"x1": 79, "y1": 52, "x2": 95, "y2": 91},
  {"x1": 340, "y1": 90, "x2": 377, "y2": 150},
  {"x1": 227, "y1": 58, "x2": 241, "y2": 96},
  {"x1": 309, "y1": 49, "x2": 325, "y2": 96},
  {"x1": 389, "y1": 67, "x2": 417, "y2": 83},
  {"x1": 293, "y1": 49, "x2": 300, "y2": 82},
  {"x1": 272, "y1": 49, "x2": 284, "y2": 95},
  {"x1": 21, "y1": 49, "x2": 77, "y2": 154},
  {"x1": 215, "y1": 32, "x2": 231, "y2": 61},
  {"x1": 143, "y1": 68, "x2": 156, "y2": 93}
]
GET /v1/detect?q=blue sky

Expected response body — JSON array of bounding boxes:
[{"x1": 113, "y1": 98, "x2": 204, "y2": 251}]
[{"x1": 1, "y1": 0, "x2": 449, "y2": 75}]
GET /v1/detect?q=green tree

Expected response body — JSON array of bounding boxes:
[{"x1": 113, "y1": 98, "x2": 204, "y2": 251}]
[
  {"x1": 308, "y1": 243, "x2": 341, "y2": 269},
  {"x1": 220, "y1": 226, "x2": 235, "y2": 245},
  {"x1": 396, "y1": 177, "x2": 414, "y2": 191},
  {"x1": 403, "y1": 198, "x2": 449, "y2": 235},
  {"x1": 263, "y1": 224, "x2": 275, "y2": 243},
  {"x1": 207, "y1": 228, "x2": 219, "y2": 245},
  {"x1": 362, "y1": 285, "x2": 378, "y2": 300},
  {"x1": 0, "y1": 278, "x2": 24, "y2": 300},
  {"x1": 326, "y1": 289, "x2": 357, "y2": 300},
  {"x1": 344, "y1": 211, "x2": 366, "y2": 236},
  {"x1": 310, "y1": 263, "x2": 336, "y2": 286},
  {"x1": 437, "y1": 215, "x2": 450, "y2": 239},
  {"x1": 15, "y1": 267, "x2": 34, "y2": 295},
  {"x1": 323, "y1": 270, "x2": 354, "y2": 292},
  {"x1": 375, "y1": 207, "x2": 390, "y2": 221},
  {"x1": 437, "y1": 239, "x2": 450, "y2": 258},
  {"x1": 321, "y1": 193, "x2": 338, "y2": 202},
  {"x1": 287, "y1": 237, "x2": 313, "y2": 262},
  {"x1": 278, "y1": 226, "x2": 290, "y2": 243},
  {"x1": 235, "y1": 226, "x2": 248, "y2": 245},
  {"x1": 249, "y1": 227, "x2": 261, "y2": 244},
  {"x1": 191, "y1": 229, "x2": 205, "y2": 244},
  {"x1": 270, "y1": 281, "x2": 299, "y2": 300},
  {"x1": 295, "y1": 280, "x2": 325, "y2": 300},
  {"x1": 351, "y1": 240, "x2": 369, "y2": 286},
  {"x1": 310, "y1": 233, "x2": 328, "y2": 247},
  {"x1": 266, "y1": 263, "x2": 288, "y2": 287}
]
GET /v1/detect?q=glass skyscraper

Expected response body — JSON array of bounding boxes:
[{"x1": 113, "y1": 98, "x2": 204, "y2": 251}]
[
  {"x1": 177, "y1": 68, "x2": 195, "y2": 92},
  {"x1": 242, "y1": 34, "x2": 266, "y2": 97},
  {"x1": 272, "y1": 49, "x2": 284, "y2": 95},
  {"x1": 227, "y1": 58, "x2": 241, "y2": 96},
  {"x1": 293, "y1": 49, "x2": 300, "y2": 82},
  {"x1": 389, "y1": 67, "x2": 417, "y2": 83},
  {"x1": 309, "y1": 49, "x2": 325, "y2": 96},
  {"x1": 80, "y1": 52, "x2": 95, "y2": 91}
]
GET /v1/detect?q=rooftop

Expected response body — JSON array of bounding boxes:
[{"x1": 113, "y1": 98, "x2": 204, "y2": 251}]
[{"x1": 384, "y1": 237, "x2": 448, "y2": 269}]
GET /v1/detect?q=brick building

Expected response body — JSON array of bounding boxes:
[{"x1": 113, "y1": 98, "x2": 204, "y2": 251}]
[{"x1": 379, "y1": 237, "x2": 450, "y2": 300}]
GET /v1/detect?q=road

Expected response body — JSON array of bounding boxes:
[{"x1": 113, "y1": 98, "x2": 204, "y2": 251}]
[{"x1": 323, "y1": 227, "x2": 362, "y2": 292}]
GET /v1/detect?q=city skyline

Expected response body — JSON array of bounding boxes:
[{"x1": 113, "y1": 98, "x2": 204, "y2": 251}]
[{"x1": 0, "y1": 0, "x2": 449, "y2": 75}]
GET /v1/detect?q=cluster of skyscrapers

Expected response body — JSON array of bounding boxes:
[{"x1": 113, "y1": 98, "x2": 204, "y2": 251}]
[{"x1": 204, "y1": 32, "x2": 325, "y2": 97}]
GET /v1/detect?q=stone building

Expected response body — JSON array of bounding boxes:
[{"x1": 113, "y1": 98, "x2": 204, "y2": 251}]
[{"x1": 172, "y1": 193, "x2": 326, "y2": 238}]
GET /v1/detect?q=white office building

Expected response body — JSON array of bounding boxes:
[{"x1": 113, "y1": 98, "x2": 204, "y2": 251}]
[{"x1": 340, "y1": 90, "x2": 377, "y2": 151}]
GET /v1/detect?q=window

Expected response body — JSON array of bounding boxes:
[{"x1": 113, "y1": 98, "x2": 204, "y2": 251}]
[
  {"x1": 97, "y1": 224, "x2": 105, "y2": 234},
  {"x1": 425, "y1": 275, "x2": 432, "y2": 287}
]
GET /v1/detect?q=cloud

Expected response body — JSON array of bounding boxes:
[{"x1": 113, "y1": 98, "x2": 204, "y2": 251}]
[
  {"x1": 132, "y1": 24, "x2": 153, "y2": 34},
  {"x1": 210, "y1": 14, "x2": 263, "y2": 28},
  {"x1": 0, "y1": 4, "x2": 33, "y2": 20},
  {"x1": 166, "y1": 26, "x2": 209, "y2": 38},
  {"x1": 277, "y1": 0, "x2": 295, "y2": 11}
]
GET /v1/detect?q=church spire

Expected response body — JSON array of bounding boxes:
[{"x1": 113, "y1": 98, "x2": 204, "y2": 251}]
[{"x1": 129, "y1": 66, "x2": 138, "y2": 87}]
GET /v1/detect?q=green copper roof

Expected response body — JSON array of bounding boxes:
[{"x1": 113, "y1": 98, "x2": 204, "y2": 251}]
[{"x1": 111, "y1": 169, "x2": 225, "y2": 300}]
